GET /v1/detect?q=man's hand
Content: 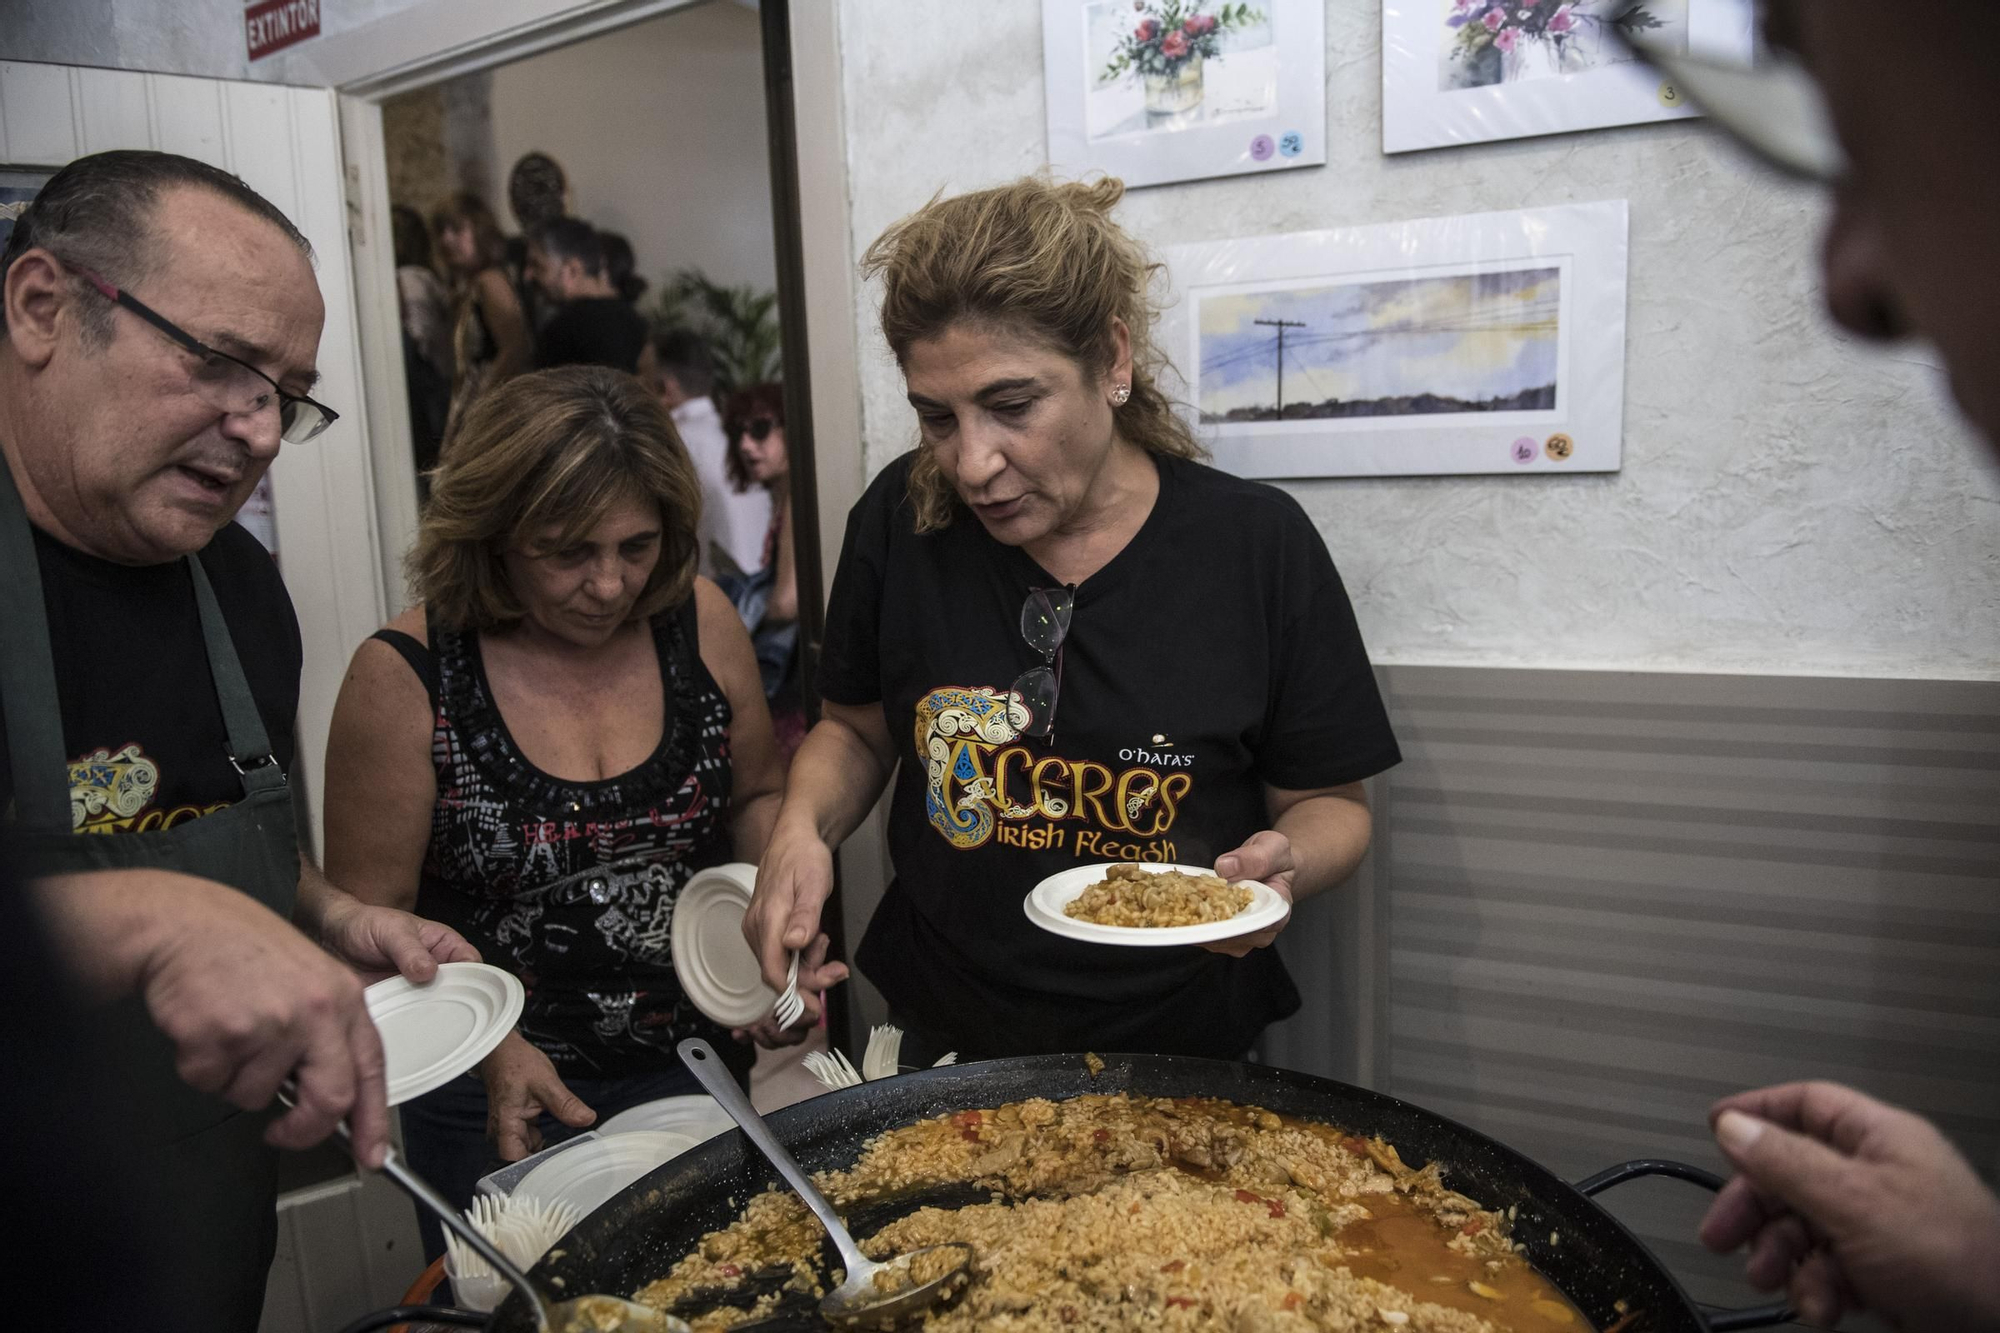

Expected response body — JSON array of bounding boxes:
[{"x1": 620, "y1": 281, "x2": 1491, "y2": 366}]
[
  {"x1": 33, "y1": 869, "x2": 398, "y2": 1168},
  {"x1": 1700, "y1": 1081, "x2": 2000, "y2": 1329},
  {"x1": 316, "y1": 889, "x2": 480, "y2": 985},
  {"x1": 1205, "y1": 831, "x2": 1296, "y2": 956},
  {"x1": 480, "y1": 1031, "x2": 595, "y2": 1161}
]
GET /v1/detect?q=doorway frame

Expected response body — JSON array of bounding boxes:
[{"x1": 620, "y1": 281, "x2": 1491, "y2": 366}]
[
  {"x1": 320, "y1": 0, "x2": 873, "y2": 1043},
  {"x1": 306, "y1": 0, "x2": 873, "y2": 614}
]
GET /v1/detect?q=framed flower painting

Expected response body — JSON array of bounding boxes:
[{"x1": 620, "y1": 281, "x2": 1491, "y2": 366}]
[
  {"x1": 1383, "y1": 0, "x2": 1757, "y2": 153},
  {"x1": 1042, "y1": 0, "x2": 1326, "y2": 189}
]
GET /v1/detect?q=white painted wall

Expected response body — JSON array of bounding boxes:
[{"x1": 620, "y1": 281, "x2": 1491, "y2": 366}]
[
  {"x1": 486, "y1": 0, "x2": 777, "y2": 294},
  {"x1": 830, "y1": 2, "x2": 2000, "y2": 680},
  {"x1": 0, "y1": 0, "x2": 425, "y2": 83}
]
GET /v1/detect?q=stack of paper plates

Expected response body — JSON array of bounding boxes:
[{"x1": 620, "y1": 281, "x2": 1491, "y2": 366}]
[
  {"x1": 365, "y1": 962, "x2": 526, "y2": 1105},
  {"x1": 670, "y1": 862, "x2": 777, "y2": 1026},
  {"x1": 515, "y1": 1130, "x2": 699, "y2": 1218},
  {"x1": 596, "y1": 1094, "x2": 735, "y2": 1143}
]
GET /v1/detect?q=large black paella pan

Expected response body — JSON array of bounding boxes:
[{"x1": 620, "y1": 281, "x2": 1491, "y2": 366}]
[{"x1": 475, "y1": 1054, "x2": 1787, "y2": 1333}]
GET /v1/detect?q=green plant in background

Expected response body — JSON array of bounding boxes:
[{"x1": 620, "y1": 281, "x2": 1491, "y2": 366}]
[{"x1": 649, "y1": 268, "x2": 783, "y2": 395}]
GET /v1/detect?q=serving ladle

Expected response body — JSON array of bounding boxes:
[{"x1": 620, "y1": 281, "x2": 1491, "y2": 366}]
[
  {"x1": 678, "y1": 1038, "x2": 974, "y2": 1327},
  {"x1": 283, "y1": 1084, "x2": 688, "y2": 1333}
]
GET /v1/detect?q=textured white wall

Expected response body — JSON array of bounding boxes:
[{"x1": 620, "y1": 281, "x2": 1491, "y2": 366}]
[
  {"x1": 834, "y1": 1, "x2": 2000, "y2": 678},
  {"x1": 0, "y1": 0, "x2": 424, "y2": 83},
  {"x1": 487, "y1": 2, "x2": 777, "y2": 295}
]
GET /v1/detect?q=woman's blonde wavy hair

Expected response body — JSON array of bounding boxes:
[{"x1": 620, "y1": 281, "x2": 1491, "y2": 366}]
[
  {"x1": 409, "y1": 366, "x2": 701, "y2": 632},
  {"x1": 860, "y1": 175, "x2": 1203, "y2": 533}
]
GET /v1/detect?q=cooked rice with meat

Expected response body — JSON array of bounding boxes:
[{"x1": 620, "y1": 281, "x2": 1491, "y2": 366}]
[
  {"x1": 1064, "y1": 864, "x2": 1253, "y2": 927},
  {"x1": 637, "y1": 1093, "x2": 1582, "y2": 1331}
]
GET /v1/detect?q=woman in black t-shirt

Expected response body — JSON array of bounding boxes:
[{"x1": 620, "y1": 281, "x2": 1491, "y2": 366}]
[{"x1": 745, "y1": 178, "x2": 1400, "y2": 1061}]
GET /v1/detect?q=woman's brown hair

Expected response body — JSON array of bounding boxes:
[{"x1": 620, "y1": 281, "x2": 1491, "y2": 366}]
[
  {"x1": 428, "y1": 191, "x2": 508, "y2": 273},
  {"x1": 410, "y1": 366, "x2": 702, "y2": 632},
  {"x1": 859, "y1": 175, "x2": 1203, "y2": 533},
  {"x1": 721, "y1": 381, "x2": 786, "y2": 493}
]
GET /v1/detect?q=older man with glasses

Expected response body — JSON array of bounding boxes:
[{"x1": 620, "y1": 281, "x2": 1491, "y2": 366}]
[
  {"x1": 0, "y1": 149, "x2": 475, "y2": 1330},
  {"x1": 1614, "y1": 3, "x2": 2000, "y2": 1328}
]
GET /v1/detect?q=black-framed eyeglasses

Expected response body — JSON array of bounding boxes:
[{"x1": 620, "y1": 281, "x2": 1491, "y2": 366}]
[
  {"x1": 1609, "y1": 0, "x2": 1845, "y2": 184},
  {"x1": 1011, "y1": 586, "x2": 1073, "y2": 743},
  {"x1": 65, "y1": 260, "x2": 340, "y2": 444},
  {"x1": 738, "y1": 416, "x2": 777, "y2": 444}
]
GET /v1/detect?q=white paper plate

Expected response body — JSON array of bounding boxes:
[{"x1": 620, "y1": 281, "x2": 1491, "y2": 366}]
[
  {"x1": 1023, "y1": 862, "x2": 1288, "y2": 948},
  {"x1": 365, "y1": 961, "x2": 525, "y2": 1106},
  {"x1": 516, "y1": 1130, "x2": 699, "y2": 1218},
  {"x1": 670, "y1": 862, "x2": 776, "y2": 1028},
  {"x1": 596, "y1": 1094, "x2": 735, "y2": 1143}
]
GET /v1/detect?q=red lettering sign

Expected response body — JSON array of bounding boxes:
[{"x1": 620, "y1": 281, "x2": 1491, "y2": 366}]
[{"x1": 245, "y1": 0, "x2": 322, "y2": 61}]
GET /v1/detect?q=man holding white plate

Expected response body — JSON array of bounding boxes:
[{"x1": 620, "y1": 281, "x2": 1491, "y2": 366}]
[
  {"x1": 745, "y1": 177, "x2": 1401, "y2": 1064},
  {"x1": 0, "y1": 151, "x2": 478, "y2": 1331}
]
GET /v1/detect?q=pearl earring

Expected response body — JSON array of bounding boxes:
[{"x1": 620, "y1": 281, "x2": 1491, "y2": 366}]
[{"x1": 1111, "y1": 384, "x2": 1131, "y2": 406}]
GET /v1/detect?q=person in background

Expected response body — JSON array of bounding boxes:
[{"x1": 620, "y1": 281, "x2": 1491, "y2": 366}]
[
  {"x1": 1609, "y1": 2, "x2": 2000, "y2": 1328},
  {"x1": 527, "y1": 216, "x2": 649, "y2": 374},
  {"x1": 0, "y1": 149, "x2": 475, "y2": 1331},
  {"x1": 391, "y1": 202, "x2": 452, "y2": 483},
  {"x1": 652, "y1": 326, "x2": 770, "y2": 580},
  {"x1": 430, "y1": 191, "x2": 531, "y2": 444},
  {"x1": 601, "y1": 229, "x2": 648, "y2": 306},
  {"x1": 506, "y1": 150, "x2": 570, "y2": 333},
  {"x1": 323, "y1": 366, "x2": 806, "y2": 1261},
  {"x1": 720, "y1": 381, "x2": 806, "y2": 759}
]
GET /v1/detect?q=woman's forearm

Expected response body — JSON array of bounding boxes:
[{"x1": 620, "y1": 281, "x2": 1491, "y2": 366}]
[
  {"x1": 1274, "y1": 787, "x2": 1373, "y2": 902},
  {"x1": 773, "y1": 712, "x2": 894, "y2": 849},
  {"x1": 732, "y1": 788, "x2": 783, "y2": 862}
]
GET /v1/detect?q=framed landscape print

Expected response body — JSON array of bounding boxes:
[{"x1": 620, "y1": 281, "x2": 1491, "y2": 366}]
[
  {"x1": 1043, "y1": 0, "x2": 1326, "y2": 189},
  {"x1": 1159, "y1": 200, "x2": 1629, "y2": 479},
  {"x1": 1383, "y1": 0, "x2": 1756, "y2": 152}
]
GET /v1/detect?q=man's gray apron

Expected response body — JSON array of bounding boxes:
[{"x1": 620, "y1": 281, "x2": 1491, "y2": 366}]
[{"x1": 0, "y1": 461, "x2": 301, "y2": 1331}]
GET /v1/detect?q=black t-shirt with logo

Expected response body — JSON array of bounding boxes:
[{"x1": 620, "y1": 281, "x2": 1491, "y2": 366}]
[
  {"x1": 819, "y1": 451, "x2": 1401, "y2": 1058},
  {"x1": 534, "y1": 296, "x2": 649, "y2": 374},
  {"x1": 0, "y1": 521, "x2": 302, "y2": 833}
]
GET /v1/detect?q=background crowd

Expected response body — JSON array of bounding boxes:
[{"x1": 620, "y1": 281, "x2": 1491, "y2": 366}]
[{"x1": 392, "y1": 149, "x2": 800, "y2": 749}]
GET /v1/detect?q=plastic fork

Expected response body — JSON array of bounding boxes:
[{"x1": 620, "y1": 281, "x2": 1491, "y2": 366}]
[
  {"x1": 802, "y1": 1047, "x2": 864, "y2": 1091},
  {"x1": 771, "y1": 951, "x2": 805, "y2": 1028}
]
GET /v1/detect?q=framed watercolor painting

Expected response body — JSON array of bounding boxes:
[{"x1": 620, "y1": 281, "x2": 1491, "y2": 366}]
[
  {"x1": 1158, "y1": 201, "x2": 1628, "y2": 480},
  {"x1": 1043, "y1": 0, "x2": 1326, "y2": 189},
  {"x1": 1383, "y1": 0, "x2": 1757, "y2": 153},
  {"x1": 0, "y1": 169, "x2": 52, "y2": 252}
]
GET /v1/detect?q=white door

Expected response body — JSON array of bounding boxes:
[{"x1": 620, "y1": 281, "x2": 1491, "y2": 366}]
[{"x1": 0, "y1": 61, "x2": 387, "y2": 857}]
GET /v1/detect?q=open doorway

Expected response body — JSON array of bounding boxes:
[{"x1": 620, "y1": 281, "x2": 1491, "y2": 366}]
[{"x1": 361, "y1": 0, "x2": 832, "y2": 1112}]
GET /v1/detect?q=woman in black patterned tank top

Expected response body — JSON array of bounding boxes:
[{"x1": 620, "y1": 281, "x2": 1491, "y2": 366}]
[{"x1": 320, "y1": 368, "x2": 842, "y2": 1259}]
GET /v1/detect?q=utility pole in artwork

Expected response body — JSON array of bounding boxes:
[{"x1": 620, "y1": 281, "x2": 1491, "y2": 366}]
[{"x1": 1254, "y1": 318, "x2": 1306, "y2": 418}]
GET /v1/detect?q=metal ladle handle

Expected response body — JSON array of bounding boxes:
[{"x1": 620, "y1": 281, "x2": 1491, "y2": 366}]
[
  {"x1": 282, "y1": 1082, "x2": 556, "y2": 1331},
  {"x1": 677, "y1": 1038, "x2": 873, "y2": 1278}
]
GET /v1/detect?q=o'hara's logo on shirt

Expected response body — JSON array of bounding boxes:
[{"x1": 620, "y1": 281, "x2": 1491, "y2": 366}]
[
  {"x1": 1117, "y1": 732, "x2": 1194, "y2": 769},
  {"x1": 915, "y1": 686, "x2": 1191, "y2": 861}
]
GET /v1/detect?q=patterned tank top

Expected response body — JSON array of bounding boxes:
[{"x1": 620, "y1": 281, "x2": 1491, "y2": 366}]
[{"x1": 393, "y1": 597, "x2": 739, "y2": 1076}]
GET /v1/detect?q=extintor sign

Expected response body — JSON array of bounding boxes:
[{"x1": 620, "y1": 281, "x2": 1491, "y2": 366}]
[{"x1": 246, "y1": 0, "x2": 321, "y2": 61}]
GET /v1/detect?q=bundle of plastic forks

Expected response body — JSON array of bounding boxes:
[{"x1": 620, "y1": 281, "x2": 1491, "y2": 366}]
[
  {"x1": 803, "y1": 1024, "x2": 957, "y2": 1093},
  {"x1": 771, "y1": 951, "x2": 804, "y2": 1028},
  {"x1": 444, "y1": 1191, "x2": 584, "y2": 1311}
]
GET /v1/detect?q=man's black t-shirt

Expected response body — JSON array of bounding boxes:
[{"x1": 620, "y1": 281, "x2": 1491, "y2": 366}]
[
  {"x1": 0, "y1": 521, "x2": 303, "y2": 832},
  {"x1": 819, "y1": 451, "x2": 1401, "y2": 1058},
  {"x1": 534, "y1": 297, "x2": 648, "y2": 374}
]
